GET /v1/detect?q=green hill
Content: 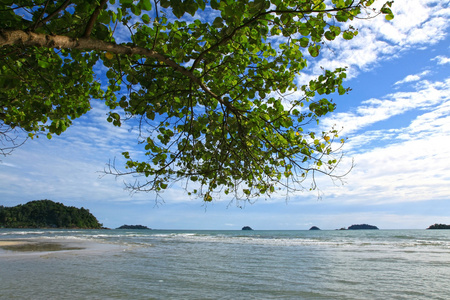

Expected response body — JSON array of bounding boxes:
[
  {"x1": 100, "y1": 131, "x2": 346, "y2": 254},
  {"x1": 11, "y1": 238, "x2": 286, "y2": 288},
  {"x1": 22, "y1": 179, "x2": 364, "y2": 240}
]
[{"x1": 0, "y1": 200, "x2": 102, "y2": 229}]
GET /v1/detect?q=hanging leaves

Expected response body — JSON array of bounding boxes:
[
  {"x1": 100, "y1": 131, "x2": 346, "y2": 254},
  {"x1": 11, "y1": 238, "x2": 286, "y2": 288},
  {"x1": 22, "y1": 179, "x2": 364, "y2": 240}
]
[{"x1": 0, "y1": 0, "x2": 394, "y2": 202}]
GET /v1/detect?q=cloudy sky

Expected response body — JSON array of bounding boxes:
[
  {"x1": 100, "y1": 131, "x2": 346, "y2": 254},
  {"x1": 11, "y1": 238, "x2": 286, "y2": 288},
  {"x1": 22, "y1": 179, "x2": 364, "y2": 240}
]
[{"x1": 1, "y1": 0, "x2": 449, "y2": 230}]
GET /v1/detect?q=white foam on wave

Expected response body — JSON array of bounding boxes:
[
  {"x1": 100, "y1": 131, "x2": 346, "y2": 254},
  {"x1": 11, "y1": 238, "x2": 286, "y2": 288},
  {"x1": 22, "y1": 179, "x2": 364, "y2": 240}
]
[
  {"x1": 155, "y1": 233, "x2": 337, "y2": 247},
  {"x1": 0, "y1": 231, "x2": 46, "y2": 236}
]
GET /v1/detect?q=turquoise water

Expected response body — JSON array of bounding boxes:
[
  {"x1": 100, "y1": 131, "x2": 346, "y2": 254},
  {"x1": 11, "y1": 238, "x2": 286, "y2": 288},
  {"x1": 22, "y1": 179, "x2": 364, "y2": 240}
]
[{"x1": 1, "y1": 229, "x2": 449, "y2": 299}]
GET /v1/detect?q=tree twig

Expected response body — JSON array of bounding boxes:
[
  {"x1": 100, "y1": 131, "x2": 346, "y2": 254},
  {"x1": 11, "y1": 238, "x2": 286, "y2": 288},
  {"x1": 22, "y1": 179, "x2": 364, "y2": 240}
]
[
  {"x1": 31, "y1": 0, "x2": 72, "y2": 30},
  {"x1": 82, "y1": 0, "x2": 108, "y2": 38}
]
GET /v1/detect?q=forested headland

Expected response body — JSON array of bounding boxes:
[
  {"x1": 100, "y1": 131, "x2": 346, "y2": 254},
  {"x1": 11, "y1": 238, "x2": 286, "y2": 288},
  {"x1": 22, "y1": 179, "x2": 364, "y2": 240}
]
[{"x1": 0, "y1": 200, "x2": 102, "y2": 229}]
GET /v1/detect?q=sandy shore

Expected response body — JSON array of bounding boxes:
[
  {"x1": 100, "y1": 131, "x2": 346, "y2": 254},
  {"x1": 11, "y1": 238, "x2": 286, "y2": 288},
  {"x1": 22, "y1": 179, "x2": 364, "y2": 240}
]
[{"x1": 0, "y1": 241, "x2": 30, "y2": 246}]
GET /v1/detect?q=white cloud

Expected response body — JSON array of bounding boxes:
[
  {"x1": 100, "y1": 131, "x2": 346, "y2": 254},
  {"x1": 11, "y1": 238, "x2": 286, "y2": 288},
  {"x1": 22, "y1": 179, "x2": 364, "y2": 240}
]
[
  {"x1": 322, "y1": 77, "x2": 450, "y2": 136},
  {"x1": 432, "y1": 55, "x2": 450, "y2": 65},
  {"x1": 313, "y1": 78, "x2": 450, "y2": 205},
  {"x1": 394, "y1": 70, "x2": 430, "y2": 85},
  {"x1": 303, "y1": 0, "x2": 450, "y2": 82}
]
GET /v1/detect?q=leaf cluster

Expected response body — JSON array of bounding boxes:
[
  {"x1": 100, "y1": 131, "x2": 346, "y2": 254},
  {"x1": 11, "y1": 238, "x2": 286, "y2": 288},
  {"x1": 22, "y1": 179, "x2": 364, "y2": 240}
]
[{"x1": 0, "y1": 0, "x2": 394, "y2": 202}]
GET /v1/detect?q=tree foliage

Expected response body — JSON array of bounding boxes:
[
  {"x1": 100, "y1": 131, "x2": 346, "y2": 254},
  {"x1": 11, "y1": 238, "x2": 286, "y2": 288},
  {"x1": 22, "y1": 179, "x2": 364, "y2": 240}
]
[
  {"x1": 0, "y1": 200, "x2": 103, "y2": 228},
  {"x1": 0, "y1": 0, "x2": 394, "y2": 202}
]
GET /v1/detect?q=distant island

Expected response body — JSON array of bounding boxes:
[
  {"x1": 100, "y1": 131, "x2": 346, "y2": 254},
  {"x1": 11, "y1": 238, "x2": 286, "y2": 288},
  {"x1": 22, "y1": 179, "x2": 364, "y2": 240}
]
[
  {"x1": 427, "y1": 223, "x2": 450, "y2": 229},
  {"x1": 0, "y1": 200, "x2": 103, "y2": 229},
  {"x1": 348, "y1": 224, "x2": 379, "y2": 230},
  {"x1": 117, "y1": 225, "x2": 151, "y2": 230},
  {"x1": 242, "y1": 226, "x2": 253, "y2": 230},
  {"x1": 309, "y1": 226, "x2": 320, "y2": 230}
]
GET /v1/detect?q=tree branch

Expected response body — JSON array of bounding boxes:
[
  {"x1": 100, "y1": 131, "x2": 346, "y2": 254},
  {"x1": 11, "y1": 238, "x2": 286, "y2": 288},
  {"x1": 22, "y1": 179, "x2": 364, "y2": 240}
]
[
  {"x1": 31, "y1": 0, "x2": 51, "y2": 30},
  {"x1": 0, "y1": 29, "x2": 239, "y2": 115},
  {"x1": 190, "y1": 4, "x2": 358, "y2": 71},
  {"x1": 31, "y1": 0, "x2": 73, "y2": 30},
  {"x1": 82, "y1": 0, "x2": 108, "y2": 38}
]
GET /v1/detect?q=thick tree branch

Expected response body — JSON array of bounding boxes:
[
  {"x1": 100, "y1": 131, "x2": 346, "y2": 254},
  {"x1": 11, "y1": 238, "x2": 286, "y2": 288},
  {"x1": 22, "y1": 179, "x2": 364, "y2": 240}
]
[{"x1": 0, "y1": 29, "x2": 239, "y2": 114}]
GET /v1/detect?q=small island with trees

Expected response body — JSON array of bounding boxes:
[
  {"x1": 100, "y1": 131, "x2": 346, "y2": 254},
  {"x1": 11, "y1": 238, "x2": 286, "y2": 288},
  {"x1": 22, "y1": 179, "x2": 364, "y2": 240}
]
[
  {"x1": 242, "y1": 226, "x2": 253, "y2": 230},
  {"x1": 336, "y1": 224, "x2": 379, "y2": 230},
  {"x1": 0, "y1": 200, "x2": 103, "y2": 229},
  {"x1": 427, "y1": 224, "x2": 450, "y2": 229},
  {"x1": 348, "y1": 224, "x2": 379, "y2": 230},
  {"x1": 117, "y1": 225, "x2": 151, "y2": 230}
]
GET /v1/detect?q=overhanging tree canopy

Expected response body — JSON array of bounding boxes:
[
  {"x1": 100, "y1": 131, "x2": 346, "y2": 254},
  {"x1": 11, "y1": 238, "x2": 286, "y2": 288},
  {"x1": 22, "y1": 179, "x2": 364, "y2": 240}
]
[{"x1": 0, "y1": 0, "x2": 393, "y2": 201}]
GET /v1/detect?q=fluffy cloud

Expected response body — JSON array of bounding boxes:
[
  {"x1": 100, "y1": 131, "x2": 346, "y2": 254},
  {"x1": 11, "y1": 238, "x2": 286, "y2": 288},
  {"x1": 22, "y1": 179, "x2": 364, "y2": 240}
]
[
  {"x1": 432, "y1": 55, "x2": 450, "y2": 65},
  {"x1": 312, "y1": 76, "x2": 450, "y2": 205},
  {"x1": 307, "y1": 0, "x2": 450, "y2": 80},
  {"x1": 321, "y1": 77, "x2": 450, "y2": 138},
  {"x1": 394, "y1": 70, "x2": 431, "y2": 85}
]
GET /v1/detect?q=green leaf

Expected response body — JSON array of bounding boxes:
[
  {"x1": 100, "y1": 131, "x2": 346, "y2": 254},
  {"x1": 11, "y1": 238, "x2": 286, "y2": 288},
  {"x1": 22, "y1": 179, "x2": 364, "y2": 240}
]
[
  {"x1": 204, "y1": 194, "x2": 213, "y2": 202},
  {"x1": 140, "y1": 0, "x2": 152, "y2": 11},
  {"x1": 130, "y1": 5, "x2": 141, "y2": 16},
  {"x1": 299, "y1": 37, "x2": 309, "y2": 48},
  {"x1": 210, "y1": 0, "x2": 219, "y2": 9},
  {"x1": 197, "y1": 0, "x2": 206, "y2": 10},
  {"x1": 186, "y1": 2, "x2": 198, "y2": 16},
  {"x1": 212, "y1": 17, "x2": 224, "y2": 28},
  {"x1": 38, "y1": 60, "x2": 51, "y2": 68},
  {"x1": 324, "y1": 31, "x2": 335, "y2": 41},
  {"x1": 97, "y1": 10, "x2": 111, "y2": 24},
  {"x1": 308, "y1": 45, "x2": 320, "y2": 57},
  {"x1": 335, "y1": 11, "x2": 348, "y2": 22},
  {"x1": 342, "y1": 31, "x2": 354, "y2": 40},
  {"x1": 159, "y1": 0, "x2": 170, "y2": 8},
  {"x1": 142, "y1": 14, "x2": 150, "y2": 24},
  {"x1": 172, "y1": 5, "x2": 184, "y2": 18}
]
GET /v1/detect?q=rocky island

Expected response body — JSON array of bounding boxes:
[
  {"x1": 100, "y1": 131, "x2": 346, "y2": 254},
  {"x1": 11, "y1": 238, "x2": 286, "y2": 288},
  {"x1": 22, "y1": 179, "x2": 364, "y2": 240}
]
[
  {"x1": 309, "y1": 226, "x2": 321, "y2": 230},
  {"x1": 242, "y1": 226, "x2": 253, "y2": 230},
  {"x1": 427, "y1": 223, "x2": 450, "y2": 229}
]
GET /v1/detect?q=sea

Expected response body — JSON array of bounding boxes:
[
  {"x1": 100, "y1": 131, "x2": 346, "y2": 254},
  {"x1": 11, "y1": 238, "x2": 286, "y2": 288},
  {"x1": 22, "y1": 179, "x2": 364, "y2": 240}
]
[{"x1": 1, "y1": 229, "x2": 449, "y2": 299}]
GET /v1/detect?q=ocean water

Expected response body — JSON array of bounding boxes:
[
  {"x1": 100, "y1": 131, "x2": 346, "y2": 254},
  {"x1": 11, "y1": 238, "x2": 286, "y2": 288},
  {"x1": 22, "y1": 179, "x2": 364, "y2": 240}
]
[{"x1": 1, "y1": 229, "x2": 449, "y2": 299}]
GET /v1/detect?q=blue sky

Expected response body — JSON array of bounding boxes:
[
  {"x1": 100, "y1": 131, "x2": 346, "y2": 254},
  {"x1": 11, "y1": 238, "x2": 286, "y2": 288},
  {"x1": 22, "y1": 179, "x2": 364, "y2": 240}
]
[{"x1": 1, "y1": 0, "x2": 450, "y2": 230}]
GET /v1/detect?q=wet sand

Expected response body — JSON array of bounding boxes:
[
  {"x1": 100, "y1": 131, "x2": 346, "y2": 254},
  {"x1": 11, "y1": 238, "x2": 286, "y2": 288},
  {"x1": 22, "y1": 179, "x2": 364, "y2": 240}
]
[
  {"x1": 0, "y1": 238, "x2": 127, "y2": 259},
  {"x1": 0, "y1": 240, "x2": 85, "y2": 252}
]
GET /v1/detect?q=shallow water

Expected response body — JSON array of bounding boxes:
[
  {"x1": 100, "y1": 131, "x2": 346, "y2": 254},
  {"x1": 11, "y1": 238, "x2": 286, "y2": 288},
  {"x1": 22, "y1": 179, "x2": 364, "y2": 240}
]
[{"x1": 1, "y1": 229, "x2": 449, "y2": 299}]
